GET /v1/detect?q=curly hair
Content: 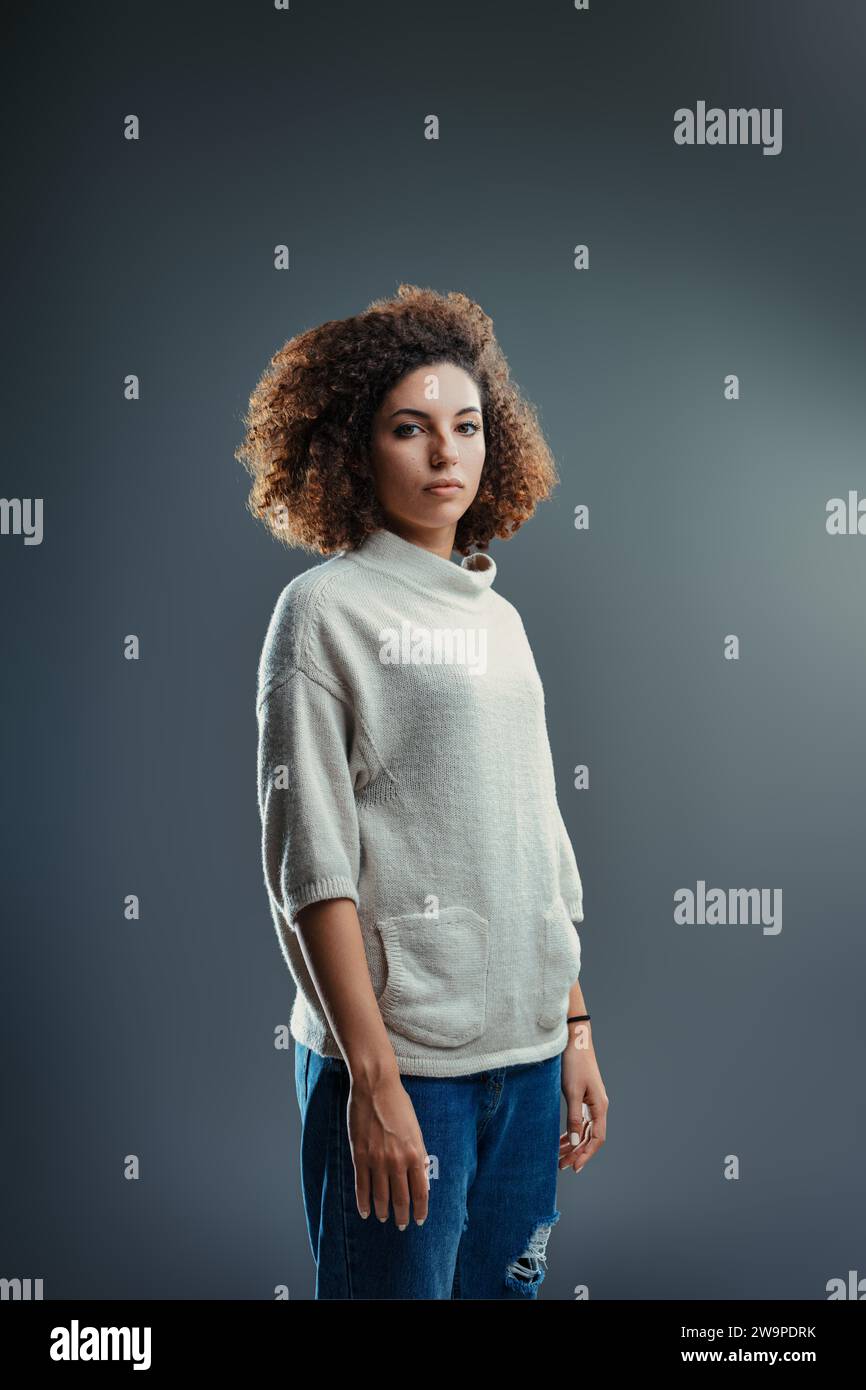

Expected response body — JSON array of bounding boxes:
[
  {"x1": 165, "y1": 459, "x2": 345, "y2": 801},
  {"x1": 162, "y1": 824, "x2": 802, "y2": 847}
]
[{"x1": 235, "y1": 283, "x2": 558, "y2": 556}]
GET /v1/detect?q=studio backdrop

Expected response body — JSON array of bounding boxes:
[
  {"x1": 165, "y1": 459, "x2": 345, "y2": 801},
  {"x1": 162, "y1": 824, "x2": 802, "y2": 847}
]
[{"x1": 2, "y1": 0, "x2": 864, "y2": 1302}]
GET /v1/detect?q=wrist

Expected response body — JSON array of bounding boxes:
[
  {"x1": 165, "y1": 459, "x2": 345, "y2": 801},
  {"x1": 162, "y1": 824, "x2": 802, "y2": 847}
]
[
  {"x1": 567, "y1": 1017, "x2": 592, "y2": 1049},
  {"x1": 347, "y1": 1048, "x2": 402, "y2": 1093}
]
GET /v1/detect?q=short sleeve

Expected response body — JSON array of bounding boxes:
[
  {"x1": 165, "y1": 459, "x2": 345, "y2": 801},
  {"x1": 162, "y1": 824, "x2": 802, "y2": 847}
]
[
  {"x1": 256, "y1": 668, "x2": 362, "y2": 929},
  {"x1": 555, "y1": 802, "x2": 585, "y2": 924}
]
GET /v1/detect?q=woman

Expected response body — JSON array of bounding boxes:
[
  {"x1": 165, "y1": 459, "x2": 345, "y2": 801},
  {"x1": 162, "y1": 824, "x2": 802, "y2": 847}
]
[{"x1": 236, "y1": 283, "x2": 609, "y2": 1300}]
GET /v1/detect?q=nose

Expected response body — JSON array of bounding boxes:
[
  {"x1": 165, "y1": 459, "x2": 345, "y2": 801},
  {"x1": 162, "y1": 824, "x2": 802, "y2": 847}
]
[{"x1": 430, "y1": 433, "x2": 460, "y2": 466}]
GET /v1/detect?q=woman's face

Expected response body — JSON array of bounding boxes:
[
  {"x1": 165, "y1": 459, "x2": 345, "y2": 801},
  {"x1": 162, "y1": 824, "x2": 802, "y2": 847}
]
[{"x1": 369, "y1": 361, "x2": 486, "y2": 544}]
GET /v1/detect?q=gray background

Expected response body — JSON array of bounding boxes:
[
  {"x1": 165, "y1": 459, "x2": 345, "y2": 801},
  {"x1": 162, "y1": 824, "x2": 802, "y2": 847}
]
[{"x1": 2, "y1": 0, "x2": 864, "y2": 1299}]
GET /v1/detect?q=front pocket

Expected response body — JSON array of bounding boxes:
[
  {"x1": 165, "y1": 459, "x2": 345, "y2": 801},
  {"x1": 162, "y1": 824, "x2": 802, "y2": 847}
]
[
  {"x1": 536, "y1": 897, "x2": 582, "y2": 1030},
  {"x1": 374, "y1": 905, "x2": 490, "y2": 1048}
]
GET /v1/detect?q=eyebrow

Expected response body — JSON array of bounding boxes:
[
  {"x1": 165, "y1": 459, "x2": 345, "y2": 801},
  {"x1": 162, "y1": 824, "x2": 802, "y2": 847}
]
[{"x1": 388, "y1": 406, "x2": 482, "y2": 420}]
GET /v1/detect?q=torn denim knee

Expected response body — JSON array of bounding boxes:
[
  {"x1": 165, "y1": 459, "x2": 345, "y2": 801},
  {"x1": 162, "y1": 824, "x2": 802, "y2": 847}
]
[{"x1": 504, "y1": 1209, "x2": 561, "y2": 1296}]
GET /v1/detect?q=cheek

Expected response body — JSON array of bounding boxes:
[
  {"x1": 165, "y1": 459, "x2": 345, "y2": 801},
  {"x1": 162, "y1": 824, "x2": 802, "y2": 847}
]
[
  {"x1": 464, "y1": 436, "x2": 486, "y2": 476},
  {"x1": 372, "y1": 442, "x2": 420, "y2": 501},
  {"x1": 371, "y1": 435, "x2": 397, "y2": 481}
]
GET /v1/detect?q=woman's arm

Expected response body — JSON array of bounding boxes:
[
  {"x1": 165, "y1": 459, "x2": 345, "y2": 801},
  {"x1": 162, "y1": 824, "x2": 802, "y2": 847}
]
[
  {"x1": 295, "y1": 896, "x2": 431, "y2": 1229},
  {"x1": 559, "y1": 975, "x2": 609, "y2": 1173},
  {"x1": 257, "y1": 655, "x2": 429, "y2": 1231}
]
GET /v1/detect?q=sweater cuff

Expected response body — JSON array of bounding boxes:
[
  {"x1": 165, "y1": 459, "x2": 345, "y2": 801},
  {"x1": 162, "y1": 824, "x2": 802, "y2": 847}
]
[
  {"x1": 286, "y1": 876, "x2": 360, "y2": 929},
  {"x1": 563, "y1": 896, "x2": 584, "y2": 924}
]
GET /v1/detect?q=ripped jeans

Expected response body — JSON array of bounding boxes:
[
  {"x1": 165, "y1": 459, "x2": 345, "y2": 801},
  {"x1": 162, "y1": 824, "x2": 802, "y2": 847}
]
[{"x1": 294, "y1": 1042, "x2": 564, "y2": 1300}]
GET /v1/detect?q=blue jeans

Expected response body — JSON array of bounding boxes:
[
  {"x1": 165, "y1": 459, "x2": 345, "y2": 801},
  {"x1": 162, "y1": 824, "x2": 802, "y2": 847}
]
[{"x1": 294, "y1": 1041, "x2": 564, "y2": 1299}]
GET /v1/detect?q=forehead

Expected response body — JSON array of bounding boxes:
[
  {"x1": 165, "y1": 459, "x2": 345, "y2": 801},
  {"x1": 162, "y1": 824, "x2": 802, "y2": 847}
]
[{"x1": 380, "y1": 362, "x2": 481, "y2": 409}]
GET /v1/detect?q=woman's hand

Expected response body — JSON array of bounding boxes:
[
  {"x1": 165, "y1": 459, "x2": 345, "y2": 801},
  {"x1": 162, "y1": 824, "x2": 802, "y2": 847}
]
[
  {"x1": 559, "y1": 1024, "x2": 609, "y2": 1173},
  {"x1": 348, "y1": 1072, "x2": 430, "y2": 1228}
]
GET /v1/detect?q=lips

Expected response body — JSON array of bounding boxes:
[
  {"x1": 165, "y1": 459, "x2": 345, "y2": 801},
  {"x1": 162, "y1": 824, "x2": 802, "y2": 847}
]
[{"x1": 424, "y1": 481, "x2": 463, "y2": 492}]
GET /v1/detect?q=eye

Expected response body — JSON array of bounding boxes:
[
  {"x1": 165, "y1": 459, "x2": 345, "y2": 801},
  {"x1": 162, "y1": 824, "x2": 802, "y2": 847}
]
[{"x1": 392, "y1": 419, "x2": 482, "y2": 438}]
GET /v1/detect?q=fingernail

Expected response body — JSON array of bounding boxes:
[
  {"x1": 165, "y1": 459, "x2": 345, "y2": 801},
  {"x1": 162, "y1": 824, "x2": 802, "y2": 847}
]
[
  {"x1": 415, "y1": 1218, "x2": 426, "y2": 1226},
  {"x1": 570, "y1": 1132, "x2": 580, "y2": 1145},
  {"x1": 359, "y1": 1210, "x2": 369, "y2": 1219},
  {"x1": 378, "y1": 1215, "x2": 388, "y2": 1223}
]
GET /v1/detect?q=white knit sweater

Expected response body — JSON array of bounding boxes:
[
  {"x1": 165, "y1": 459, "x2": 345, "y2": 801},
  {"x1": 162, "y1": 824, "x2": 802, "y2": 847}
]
[{"x1": 255, "y1": 525, "x2": 585, "y2": 1077}]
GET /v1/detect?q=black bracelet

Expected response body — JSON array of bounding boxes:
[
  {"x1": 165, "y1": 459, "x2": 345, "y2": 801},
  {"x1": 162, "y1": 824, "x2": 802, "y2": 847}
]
[{"x1": 567, "y1": 1014, "x2": 590, "y2": 1023}]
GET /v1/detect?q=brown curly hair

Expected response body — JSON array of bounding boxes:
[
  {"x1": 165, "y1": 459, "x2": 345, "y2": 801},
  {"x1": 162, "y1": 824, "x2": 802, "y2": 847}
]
[{"x1": 235, "y1": 283, "x2": 558, "y2": 557}]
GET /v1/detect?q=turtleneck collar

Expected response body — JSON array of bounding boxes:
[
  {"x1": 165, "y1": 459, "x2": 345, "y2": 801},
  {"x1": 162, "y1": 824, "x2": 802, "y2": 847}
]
[{"x1": 343, "y1": 526, "x2": 497, "y2": 606}]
